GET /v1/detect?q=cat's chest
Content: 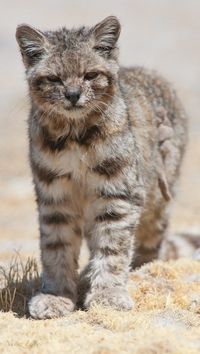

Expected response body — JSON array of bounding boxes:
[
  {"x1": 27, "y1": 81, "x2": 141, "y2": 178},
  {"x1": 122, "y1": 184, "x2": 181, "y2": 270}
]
[
  {"x1": 64, "y1": 145, "x2": 89, "y2": 180},
  {"x1": 44, "y1": 144, "x2": 91, "y2": 181}
]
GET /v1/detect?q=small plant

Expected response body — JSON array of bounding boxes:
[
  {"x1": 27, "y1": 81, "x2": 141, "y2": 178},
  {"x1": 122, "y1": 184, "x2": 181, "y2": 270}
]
[{"x1": 0, "y1": 255, "x2": 41, "y2": 317}]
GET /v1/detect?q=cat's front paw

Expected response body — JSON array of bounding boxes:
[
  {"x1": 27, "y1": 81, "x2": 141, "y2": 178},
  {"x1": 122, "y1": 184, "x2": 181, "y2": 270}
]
[
  {"x1": 29, "y1": 293, "x2": 75, "y2": 319},
  {"x1": 84, "y1": 287, "x2": 133, "y2": 311}
]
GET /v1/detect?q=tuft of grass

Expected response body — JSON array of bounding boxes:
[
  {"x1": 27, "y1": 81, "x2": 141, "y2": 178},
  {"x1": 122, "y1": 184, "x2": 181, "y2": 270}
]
[{"x1": 0, "y1": 255, "x2": 41, "y2": 317}]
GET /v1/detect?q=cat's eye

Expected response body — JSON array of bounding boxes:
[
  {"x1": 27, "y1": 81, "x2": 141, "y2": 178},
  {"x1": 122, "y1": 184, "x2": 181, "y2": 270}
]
[
  {"x1": 84, "y1": 72, "x2": 99, "y2": 81},
  {"x1": 46, "y1": 75, "x2": 62, "y2": 84}
]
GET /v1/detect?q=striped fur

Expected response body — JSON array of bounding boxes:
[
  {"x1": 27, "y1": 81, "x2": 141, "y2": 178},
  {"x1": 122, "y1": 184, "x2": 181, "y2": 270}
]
[{"x1": 16, "y1": 16, "x2": 189, "y2": 319}]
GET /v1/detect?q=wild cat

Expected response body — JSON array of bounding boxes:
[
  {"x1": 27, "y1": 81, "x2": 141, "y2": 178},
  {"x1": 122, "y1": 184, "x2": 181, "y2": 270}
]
[{"x1": 16, "y1": 16, "x2": 197, "y2": 319}]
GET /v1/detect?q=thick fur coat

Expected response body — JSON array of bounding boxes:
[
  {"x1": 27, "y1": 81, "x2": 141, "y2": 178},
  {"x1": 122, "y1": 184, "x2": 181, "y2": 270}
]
[{"x1": 16, "y1": 16, "x2": 190, "y2": 319}]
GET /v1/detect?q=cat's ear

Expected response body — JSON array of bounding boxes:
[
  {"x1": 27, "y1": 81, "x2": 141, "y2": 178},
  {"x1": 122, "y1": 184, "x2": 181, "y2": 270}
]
[
  {"x1": 16, "y1": 24, "x2": 49, "y2": 67},
  {"x1": 92, "y1": 16, "x2": 121, "y2": 56}
]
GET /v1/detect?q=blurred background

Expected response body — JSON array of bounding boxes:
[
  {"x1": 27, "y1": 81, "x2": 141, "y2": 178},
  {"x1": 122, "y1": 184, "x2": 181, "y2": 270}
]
[{"x1": 0, "y1": 0, "x2": 200, "y2": 265}]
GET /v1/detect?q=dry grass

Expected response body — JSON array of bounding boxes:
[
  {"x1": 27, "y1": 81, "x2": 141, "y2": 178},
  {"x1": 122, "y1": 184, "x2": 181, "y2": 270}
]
[
  {"x1": 0, "y1": 257, "x2": 200, "y2": 353},
  {"x1": 0, "y1": 255, "x2": 40, "y2": 317}
]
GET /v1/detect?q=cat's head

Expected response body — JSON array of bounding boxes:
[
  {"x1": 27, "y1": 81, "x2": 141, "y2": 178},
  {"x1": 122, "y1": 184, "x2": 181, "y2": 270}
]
[{"x1": 16, "y1": 16, "x2": 121, "y2": 120}]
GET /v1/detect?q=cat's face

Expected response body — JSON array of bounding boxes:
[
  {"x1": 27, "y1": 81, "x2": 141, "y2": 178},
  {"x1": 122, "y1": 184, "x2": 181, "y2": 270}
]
[{"x1": 16, "y1": 17, "x2": 121, "y2": 120}]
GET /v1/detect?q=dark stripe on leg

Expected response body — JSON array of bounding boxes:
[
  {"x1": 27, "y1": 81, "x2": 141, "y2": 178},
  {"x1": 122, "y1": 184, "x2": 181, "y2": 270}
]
[
  {"x1": 99, "y1": 246, "x2": 119, "y2": 256},
  {"x1": 95, "y1": 210, "x2": 127, "y2": 222},
  {"x1": 99, "y1": 187, "x2": 144, "y2": 207},
  {"x1": 42, "y1": 212, "x2": 72, "y2": 225},
  {"x1": 31, "y1": 160, "x2": 59, "y2": 184},
  {"x1": 93, "y1": 156, "x2": 128, "y2": 177},
  {"x1": 44, "y1": 240, "x2": 71, "y2": 250},
  {"x1": 31, "y1": 159, "x2": 71, "y2": 185},
  {"x1": 35, "y1": 186, "x2": 70, "y2": 206}
]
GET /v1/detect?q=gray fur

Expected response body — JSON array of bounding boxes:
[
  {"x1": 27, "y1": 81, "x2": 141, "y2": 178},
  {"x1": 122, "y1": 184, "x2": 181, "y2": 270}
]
[{"x1": 16, "y1": 16, "x2": 190, "y2": 319}]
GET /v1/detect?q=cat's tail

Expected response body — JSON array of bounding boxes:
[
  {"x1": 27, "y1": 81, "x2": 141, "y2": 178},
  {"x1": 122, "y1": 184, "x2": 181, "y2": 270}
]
[{"x1": 159, "y1": 231, "x2": 200, "y2": 261}]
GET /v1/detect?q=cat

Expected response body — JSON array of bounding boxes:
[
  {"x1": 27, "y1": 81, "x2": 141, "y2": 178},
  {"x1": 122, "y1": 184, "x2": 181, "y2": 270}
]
[{"x1": 16, "y1": 16, "x2": 193, "y2": 319}]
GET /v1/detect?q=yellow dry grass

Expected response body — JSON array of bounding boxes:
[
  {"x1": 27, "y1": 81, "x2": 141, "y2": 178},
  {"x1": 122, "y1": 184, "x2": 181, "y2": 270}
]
[
  {"x1": 0, "y1": 257, "x2": 200, "y2": 354},
  {"x1": 0, "y1": 256, "x2": 40, "y2": 317}
]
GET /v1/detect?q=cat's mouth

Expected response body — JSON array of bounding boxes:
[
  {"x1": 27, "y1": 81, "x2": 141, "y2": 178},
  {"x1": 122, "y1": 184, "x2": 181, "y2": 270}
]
[
  {"x1": 61, "y1": 103, "x2": 90, "y2": 119},
  {"x1": 65, "y1": 106, "x2": 83, "y2": 111},
  {"x1": 60, "y1": 102, "x2": 92, "y2": 118}
]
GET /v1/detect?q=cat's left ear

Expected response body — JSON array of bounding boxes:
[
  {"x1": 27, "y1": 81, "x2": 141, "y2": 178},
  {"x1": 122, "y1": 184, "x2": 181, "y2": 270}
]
[
  {"x1": 16, "y1": 24, "x2": 49, "y2": 68},
  {"x1": 92, "y1": 16, "x2": 121, "y2": 56}
]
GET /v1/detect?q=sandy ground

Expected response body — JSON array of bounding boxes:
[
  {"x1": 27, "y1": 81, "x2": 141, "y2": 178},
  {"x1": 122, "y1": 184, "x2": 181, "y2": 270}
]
[
  {"x1": 0, "y1": 258, "x2": 200, "y2": 354},
  {"x1": 0, "y1": 1, "x2": 200, "y2": 353}
]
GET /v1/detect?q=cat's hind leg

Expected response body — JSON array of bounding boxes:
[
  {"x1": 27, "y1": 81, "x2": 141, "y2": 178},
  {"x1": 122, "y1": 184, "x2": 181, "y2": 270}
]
[
  {"x1": 132, "y1": 200, "x2": 170, "y2": 268},
  {"x1": 132, "y1": 199, "x2": 200, "y2": 268}
]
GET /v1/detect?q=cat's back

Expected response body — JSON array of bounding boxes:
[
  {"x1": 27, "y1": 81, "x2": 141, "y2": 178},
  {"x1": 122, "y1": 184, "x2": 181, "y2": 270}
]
[
  {"x1": 119, "y1": 66, "x2": 187, "y2": 133},
  {"x1": 119, "y1": 66, "x2": 188, "y2": 195}
]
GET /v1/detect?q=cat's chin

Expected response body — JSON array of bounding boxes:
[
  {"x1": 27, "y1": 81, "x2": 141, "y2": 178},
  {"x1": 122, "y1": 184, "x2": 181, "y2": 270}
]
[
  {"x1": 60, "y1": 105, "x2": 92, "y2": 120},
  {"x1": 40, "y1": 102, "x2": 93, "y2": 121}
]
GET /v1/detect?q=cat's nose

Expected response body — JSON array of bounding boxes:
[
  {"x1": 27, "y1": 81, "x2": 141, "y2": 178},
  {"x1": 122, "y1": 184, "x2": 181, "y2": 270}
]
[{"x1": 65, "y1": 88, "x2": 80, "y2": 106}]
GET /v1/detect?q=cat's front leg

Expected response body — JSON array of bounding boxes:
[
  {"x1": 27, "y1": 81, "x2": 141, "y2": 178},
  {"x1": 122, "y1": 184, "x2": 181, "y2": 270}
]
[
  {"x1": 82, "y1": 188, "x2": 143, "y2": 311},
  {"x1": 29, "y1": 194, "x2": 82, "y2": 319}
]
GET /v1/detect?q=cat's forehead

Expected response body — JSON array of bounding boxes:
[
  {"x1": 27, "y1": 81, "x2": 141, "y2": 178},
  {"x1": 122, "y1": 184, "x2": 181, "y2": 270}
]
[
  {"x1": 44, "y1": 28, "x2": 102, "y2": 75},
  {"x1": 61, "y1": 48, "x2": 98, "y2": 73},
  {"x1": 46, "y1": 27, "x2": 91, "y2": 50},
  {"x1": 45, "y1": 47, "x2": 103, "y2": 79}
]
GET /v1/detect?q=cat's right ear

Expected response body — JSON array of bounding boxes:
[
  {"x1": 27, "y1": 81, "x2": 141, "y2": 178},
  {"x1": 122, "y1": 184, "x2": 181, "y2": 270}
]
[{"x1": 16, "y1": 24, "x2": 49, "y2": 67}]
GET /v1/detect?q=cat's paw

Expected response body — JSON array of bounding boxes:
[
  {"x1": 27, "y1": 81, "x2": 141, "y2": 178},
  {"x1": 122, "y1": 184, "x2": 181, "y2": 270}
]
[
  {"x1": 29, "y1": 293, "x2": 75, "y2": 319},
  {"x1": 84, "y1": 287, "x2": 133, "y2": 311}
]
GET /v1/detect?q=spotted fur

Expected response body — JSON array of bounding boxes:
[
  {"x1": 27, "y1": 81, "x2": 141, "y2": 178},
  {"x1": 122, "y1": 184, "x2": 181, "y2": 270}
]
[{"x1": 16, "y1": 16, "x2": 189, "y2": 319}]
